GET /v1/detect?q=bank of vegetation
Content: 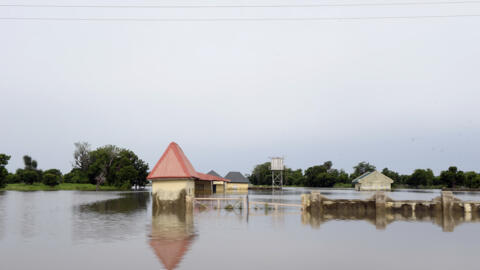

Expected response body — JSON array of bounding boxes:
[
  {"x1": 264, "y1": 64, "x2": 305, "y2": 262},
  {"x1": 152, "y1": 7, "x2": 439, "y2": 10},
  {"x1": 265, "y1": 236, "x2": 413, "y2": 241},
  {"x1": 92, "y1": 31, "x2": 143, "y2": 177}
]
[
  {"x1": 248, "y1": 161, "x2": 480, "y2": 190},
  {"x1": 0, "y1": 142, "x2": 149, "y2": 191}
]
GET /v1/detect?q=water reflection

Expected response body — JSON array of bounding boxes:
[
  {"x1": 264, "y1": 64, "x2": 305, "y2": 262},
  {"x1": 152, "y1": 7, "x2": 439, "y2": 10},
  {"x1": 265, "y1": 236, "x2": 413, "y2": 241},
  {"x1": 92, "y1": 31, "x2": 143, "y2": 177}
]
[
  {"x1": 73, "y1": 192, "x2": 150, "y2": 243},
  {"x1": 0, "y1": 191, "x2": 5, "y2": 240},
  {"x1": 20, "y1": 191, "x2": 37, "y2": 240},
  {"x1": 301, "y1": 203, "x2": 480, "y2": 232},
  {"x1": 150, "y1": 199, "x2": 196, "y2": 270},
  {"x1": 78, "y1": 192, "x2": 150, "y2": 214}
]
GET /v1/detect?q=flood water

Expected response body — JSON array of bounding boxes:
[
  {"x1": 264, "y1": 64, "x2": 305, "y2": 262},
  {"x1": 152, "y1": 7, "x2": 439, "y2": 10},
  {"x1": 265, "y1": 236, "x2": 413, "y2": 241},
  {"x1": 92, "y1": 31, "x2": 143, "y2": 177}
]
[{"x1": 1, "y1": 188, "x2": 480, "y2": 270}]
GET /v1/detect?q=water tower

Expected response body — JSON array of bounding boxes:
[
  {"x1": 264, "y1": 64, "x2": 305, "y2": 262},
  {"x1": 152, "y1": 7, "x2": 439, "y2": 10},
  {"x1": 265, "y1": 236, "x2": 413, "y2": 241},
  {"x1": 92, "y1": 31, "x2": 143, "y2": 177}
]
[{"x1": 270, "y1": 157, "x2": 284, "y2": 188}]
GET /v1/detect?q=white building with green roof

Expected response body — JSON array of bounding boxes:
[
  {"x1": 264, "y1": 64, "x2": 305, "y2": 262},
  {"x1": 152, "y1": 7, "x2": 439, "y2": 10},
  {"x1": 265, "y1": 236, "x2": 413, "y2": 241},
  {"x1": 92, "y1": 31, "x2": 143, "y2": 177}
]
[{"x1": 352, "y1": 171, "x2": 393, "y2": 191}]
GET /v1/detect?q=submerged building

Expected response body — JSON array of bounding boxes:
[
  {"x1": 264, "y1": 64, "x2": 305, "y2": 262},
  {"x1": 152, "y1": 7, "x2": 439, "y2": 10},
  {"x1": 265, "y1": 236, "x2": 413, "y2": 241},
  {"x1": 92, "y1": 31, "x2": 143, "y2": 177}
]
[
  {"x1": 207, "y1": 170, "x2": 225, "y2": 193},
  {"x1": 352, "y1": 171, "x2": 393, "y2": 191},
  {"x1": 224, "y1": 171, "x2": 250, "y2": 190},
  {"x1": 147, "y1": 142, "x2": 229, "y2": 203}
]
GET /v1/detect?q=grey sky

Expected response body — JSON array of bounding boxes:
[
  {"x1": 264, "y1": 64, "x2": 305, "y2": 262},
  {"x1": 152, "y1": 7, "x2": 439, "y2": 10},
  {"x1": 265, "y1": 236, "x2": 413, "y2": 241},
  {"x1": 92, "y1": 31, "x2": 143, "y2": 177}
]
[{"x1": 1, "y1": 1, "x2": 479, "y2": 175}]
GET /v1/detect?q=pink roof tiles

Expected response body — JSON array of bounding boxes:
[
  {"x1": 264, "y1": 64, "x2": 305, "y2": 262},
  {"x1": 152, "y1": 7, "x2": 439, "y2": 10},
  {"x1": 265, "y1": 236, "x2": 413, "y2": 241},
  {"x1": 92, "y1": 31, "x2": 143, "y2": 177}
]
[
  {"x1": 149, "y1": 235, "x2": 195, "y2": 270},
  {"x1": 147, "y1": 142, "x2": 229, "y2": 182}
]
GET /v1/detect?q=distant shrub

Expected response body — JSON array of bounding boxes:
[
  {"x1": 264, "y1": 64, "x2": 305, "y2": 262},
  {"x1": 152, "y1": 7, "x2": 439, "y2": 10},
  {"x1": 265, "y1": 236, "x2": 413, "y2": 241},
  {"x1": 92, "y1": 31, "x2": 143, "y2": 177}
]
[
  {"x1": 20, "y1": 170, "x2": 40, "y2": 185},
  {"x1": 44, "y1": 169, "x2": 62, "y2": 177},
  {"x1": 43, "y1": 173, "x2": 60, "y2": 187},
  {"x1": 0, "y1": 170, "x2": 6, "y2": 189},
  {"x1": 6, "y1": 174, "x2": 20, "y2": 184},
  {"x1": 43, "y1": 169, "x2": 63, "y2": 183},
  {"x1": 64, "y1": 169, "x2": 89, "y2": 184}
]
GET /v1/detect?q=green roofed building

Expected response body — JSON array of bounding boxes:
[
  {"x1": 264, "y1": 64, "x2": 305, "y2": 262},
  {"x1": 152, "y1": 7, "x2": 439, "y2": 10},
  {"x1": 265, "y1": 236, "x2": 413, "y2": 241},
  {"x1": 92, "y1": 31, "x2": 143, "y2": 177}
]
[{"x1": 352, "y1": 171, "x2": 393, "y2": 191}]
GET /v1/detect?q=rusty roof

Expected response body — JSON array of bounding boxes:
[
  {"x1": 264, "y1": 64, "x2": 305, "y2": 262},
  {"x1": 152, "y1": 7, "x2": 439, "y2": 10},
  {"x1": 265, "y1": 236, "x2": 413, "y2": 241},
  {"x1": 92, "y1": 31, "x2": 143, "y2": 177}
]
[{"x1": 147, "y1": 142, "x2": 229, "y2": 182}]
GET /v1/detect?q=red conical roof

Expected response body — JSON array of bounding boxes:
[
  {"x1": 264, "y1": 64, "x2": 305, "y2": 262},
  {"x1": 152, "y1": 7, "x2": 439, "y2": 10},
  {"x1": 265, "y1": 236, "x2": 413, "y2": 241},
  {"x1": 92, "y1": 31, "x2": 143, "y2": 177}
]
[
  {"x1": 149, "y1": 235, "x2": 195, "y2": 270},
  {"x1": 147, "y1": 142, "x2": 229, "y2": 182}
]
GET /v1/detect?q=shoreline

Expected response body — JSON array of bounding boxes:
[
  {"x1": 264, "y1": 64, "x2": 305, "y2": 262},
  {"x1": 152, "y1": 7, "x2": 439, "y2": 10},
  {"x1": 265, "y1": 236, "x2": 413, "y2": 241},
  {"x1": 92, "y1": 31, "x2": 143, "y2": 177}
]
[
  {"x1": 2, "y1": 183, "x2": 124, "y2": 191},
  {"x1": 249, "y1": 185, "x2": 480, "y2": 192}
]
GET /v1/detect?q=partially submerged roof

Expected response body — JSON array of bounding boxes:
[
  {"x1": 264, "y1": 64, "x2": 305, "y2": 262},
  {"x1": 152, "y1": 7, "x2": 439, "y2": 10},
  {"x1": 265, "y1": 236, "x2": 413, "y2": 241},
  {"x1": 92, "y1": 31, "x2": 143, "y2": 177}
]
[
  {"x1": 207, "y1": 170, "x2": 221, "y2": 178},
  {"x1": 147, "y1": 142, "x2": 229, "y2": 182},
  {"x1": 352, "y1": 171, "x2": 393, "y2": 184},
  {"x1": 224, "y1": 171, "x2": 249, "y2": 183}
]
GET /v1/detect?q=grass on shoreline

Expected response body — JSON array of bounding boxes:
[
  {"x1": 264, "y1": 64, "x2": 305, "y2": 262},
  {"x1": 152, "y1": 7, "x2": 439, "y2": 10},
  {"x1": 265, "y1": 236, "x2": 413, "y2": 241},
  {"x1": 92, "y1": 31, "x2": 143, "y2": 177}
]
[{"x1": 2, "y1": 183, "x2": 122, "y2": 191}]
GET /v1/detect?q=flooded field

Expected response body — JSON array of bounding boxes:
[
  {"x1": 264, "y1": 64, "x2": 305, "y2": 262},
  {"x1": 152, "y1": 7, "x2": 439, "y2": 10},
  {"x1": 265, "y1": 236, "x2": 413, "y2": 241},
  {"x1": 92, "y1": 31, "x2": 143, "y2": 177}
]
[{"x1": 1, "y1": 188, "x2": 480, "y2": 270}]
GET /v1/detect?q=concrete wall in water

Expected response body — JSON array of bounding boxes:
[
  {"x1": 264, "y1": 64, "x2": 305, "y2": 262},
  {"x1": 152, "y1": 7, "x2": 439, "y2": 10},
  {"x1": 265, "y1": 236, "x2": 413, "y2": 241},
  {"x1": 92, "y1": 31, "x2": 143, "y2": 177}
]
[
  {"x1": 302, "y1": 191, "x2": 480, "y2": 231},
  {"x1": 195, "y1": 180, "x2": 213, "y2": 196},
  {"x1": 213, "y1": 181, "x2": 225, "y2": 193},
  {"x1": 151, "y1": 179, "x2": 195, "y2": 214},
  {"x1": 226, "y1": 183, "x2": 249, "y2": 190},
  {"x1": 152, "y1": 179, "x2": 194, "y2": 201}
]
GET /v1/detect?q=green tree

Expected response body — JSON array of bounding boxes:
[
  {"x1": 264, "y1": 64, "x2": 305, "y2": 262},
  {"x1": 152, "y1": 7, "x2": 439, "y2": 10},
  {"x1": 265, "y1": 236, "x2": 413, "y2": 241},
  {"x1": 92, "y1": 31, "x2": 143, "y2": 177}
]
[
  {"x1": 64, "y1": 168, "x2": 89, "y2": 184},
  {"x1": 351, "y1": 162, "x2": 376, "y2": 179},
  {"x1": 111, "y1": 149, "x2": 149, "y2": 189},
  {"x1": 304, "y1": 165, "x2": 327, "y2": 187},
  {"x1": 0, "y1": 154, "x2": 11, "y2": 189},
  {"x1": 285, "y1": 168, "x2": 305, "y2": 186},
  {"x1": 439, "y1": 166, "x2": 465, "y2": 188},
  {"x1": 19, "y1": 170, "x2": 40, "y2": 185},
  {"x1": 407, "y1": 169, "x2": 434, "y2": 187},
  {"x1": 464, "y1": 172, "x2": 480, "y2": 188},
  {"x1": 85, "y1": 145, "x2": 149, "y2": 190},
  {"x1": 248, "y1": 162, "x2": 272, "y2": 186},
  {"x1": 304, "y1": 161, "x2": 343, "y2": 187},
  {"x1": 337, "y1": 170, "x2": 350, "y2": 184},
  {"x1": 43, "y1": 169, "x2": 62, "y2": 177},
  {"x1": 382, "y1": 168, "x2": 401, "y2": 182},
  {"x1": 88, "y1": 145, "x2": 121, "y2": 189},
  {"x1": 116, "y1": 165, "x2": 138, "y2": 189},
  {"x1": 6, "y1": 173, "x2": 20, "y2": 184},
  {"x1": 23, "y1": 155, "x2": 37, "y2": 170},
  {"x1": 20, "y1": 155, "x2": 42, "y2": 183},
  {"x1": 43, "y1": 173, "x2": 60, "y2": 187},
  {"x1": 43, "y1": 169, "x2": 63, "y2": 183},
  {"x1": 315, "y1": 172, "x2": 337, "y2": 187},
  {"x1": 471, "y1": 175, "x2": 480, "y2": 189}
]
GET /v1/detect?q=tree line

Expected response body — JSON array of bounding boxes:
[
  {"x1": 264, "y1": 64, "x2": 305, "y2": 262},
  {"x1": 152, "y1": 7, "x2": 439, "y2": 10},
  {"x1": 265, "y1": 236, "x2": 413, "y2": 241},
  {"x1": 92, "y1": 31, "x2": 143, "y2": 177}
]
[
  {"x1": 248, "y1": 161, "x2": 480, "y2": 189},
  {"x1": 0, "y1": 142, "x2": 149, "y2": 190}
]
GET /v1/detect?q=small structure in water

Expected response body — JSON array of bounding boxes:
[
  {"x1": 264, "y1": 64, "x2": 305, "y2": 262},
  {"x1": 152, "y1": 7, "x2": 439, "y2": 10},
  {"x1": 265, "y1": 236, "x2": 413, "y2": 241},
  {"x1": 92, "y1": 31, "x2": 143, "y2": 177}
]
[
  {"x1": 207, "y1": 170, "x2": 226, "y2": 193},
  {"x1": 352, "y1": 171, "x2": 393, "y2": 191},
  {"x1": 301, "y1": 191, "x2": 480, "y2": 232},
  {"x1": 271, "y1": 157, "x2": 285, "y2": 188},
  {"x1": 147, "y1": 142, "x2": 229, "y2": 209},
  {"x1": 224, "y1": 171, "x2": 250, "y2": 190}
]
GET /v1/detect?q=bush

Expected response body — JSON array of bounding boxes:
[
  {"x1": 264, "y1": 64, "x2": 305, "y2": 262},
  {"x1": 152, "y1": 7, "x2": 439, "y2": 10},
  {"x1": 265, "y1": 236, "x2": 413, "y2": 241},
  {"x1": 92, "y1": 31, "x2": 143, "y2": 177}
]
[
  {"x1": 64, "y1": 169, "x2": 89, "y2": 184},
  {"x1": 0, "y1": 168, "x2": 6, "y2": 189},
  {"x1": 43, "y1": 173, "x2": 60, "y2": 187},
  {"x1": 44, "y1": 169, "x2": 62, "y2": 177},
  {"x1": 0, "y1": 154, "x2": 10, "y2": 189},
  {"x1": 6, "y1": 173, "x2": 21, "y2": 184},
  {"x1": 43, "y1": 169, "x2": 63, "y2": 183},
  {"x1": 115, "y1": 165, "x2": 137, "y2": 188},
  {"x1": 20, "y1": 170, "x2": 40, "y2": 185}
]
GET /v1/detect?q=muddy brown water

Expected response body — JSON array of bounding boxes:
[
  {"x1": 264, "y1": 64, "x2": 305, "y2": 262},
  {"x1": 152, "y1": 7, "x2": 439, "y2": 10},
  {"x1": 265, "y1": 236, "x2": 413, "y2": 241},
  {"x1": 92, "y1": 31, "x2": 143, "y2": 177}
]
[{"x1": 1, "y1": 188, "x2": 480, "y2": 270}]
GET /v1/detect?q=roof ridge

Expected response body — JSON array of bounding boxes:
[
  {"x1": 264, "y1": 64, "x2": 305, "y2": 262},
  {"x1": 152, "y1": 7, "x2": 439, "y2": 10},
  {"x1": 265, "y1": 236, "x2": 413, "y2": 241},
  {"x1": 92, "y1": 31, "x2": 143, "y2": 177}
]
[{"x1": 147, "y1": 142, "x2": 229, "y2": 182}]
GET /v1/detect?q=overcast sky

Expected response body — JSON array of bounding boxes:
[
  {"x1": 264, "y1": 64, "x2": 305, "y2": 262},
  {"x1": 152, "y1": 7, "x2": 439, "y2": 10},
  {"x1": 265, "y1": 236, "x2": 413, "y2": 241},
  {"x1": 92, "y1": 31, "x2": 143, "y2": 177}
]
[{"x1": 1, "y1": 1, "x2": 479, "y2": 175}]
